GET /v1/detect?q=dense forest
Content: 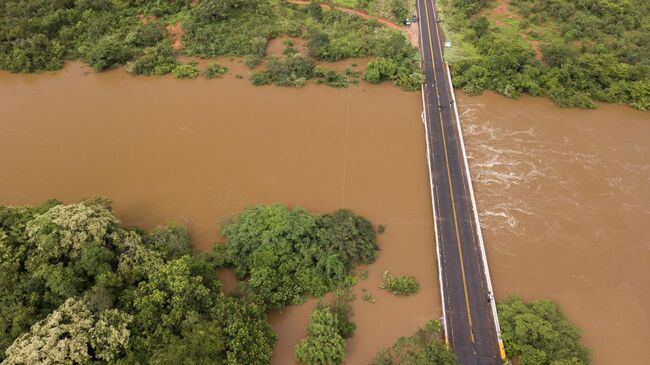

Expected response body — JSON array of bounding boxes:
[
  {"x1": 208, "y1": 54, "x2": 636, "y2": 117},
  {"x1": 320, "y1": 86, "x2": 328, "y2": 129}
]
[
  {"x1": 1, "y1": 198, "x2": 589, "y2": 364},
  {"x1": 438, "y1": 0, "x2": 650, "y2": 110},
  {"x1": 0, "y1": 0, "x2": 422, "y2": 90},
  {"x1": 0, "y1": 199, "x2": 393, "y2": 363}
]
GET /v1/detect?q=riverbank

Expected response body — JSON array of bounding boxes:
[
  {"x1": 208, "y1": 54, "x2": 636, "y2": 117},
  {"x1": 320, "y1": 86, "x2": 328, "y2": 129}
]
[
  {"x1": 0, "y1": 0, "x2": 421, "y2": 91},
  {"x1": 436, "y1": 0, "x2": 649, "y2": 110}
]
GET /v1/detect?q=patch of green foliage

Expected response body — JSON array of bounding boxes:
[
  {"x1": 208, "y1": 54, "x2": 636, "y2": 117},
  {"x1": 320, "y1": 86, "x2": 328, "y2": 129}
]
[
  {"x1": 218, "y1": 204, "x2": 379, "y2": 309},
  {"x1": 498, "y1": 295, "x2": 590, "y2": 365},
  {"x1": 379, "y1": 270, "x2": 419, "y2": 296},
  {"x1": 172, "y1": 63, "x2": 199, "y2": 79},
  {"x1": 0, "y1": 0, "x2": 422, "y2": 91},
  {"x1": 314, "y1": 67, "x2": 351, "y2": 87},
  {"x1": 0, "y1": 198, "x2": 276, "y2": 363},
  {"x1": 438, "y1": 0, "x2": 650, "y2": 110},
  {"x1": 203, "y1": 62, "x2": 228, "y2": 79},
  {"x1": 335, "y1": 0, "x2": 413, "y2": 24},
  {"x1": 369, "y1": 320, "x2": 459, "y2": 365},
  {"x1": 257, "y1": 54, "x2": 315, "y2": 87},
  {"x1": 294, "y1": 301, "x2": 353, "y2": 365},
  {"x1": 125, "y1": 41, "x2": 179, "y2": 76}
]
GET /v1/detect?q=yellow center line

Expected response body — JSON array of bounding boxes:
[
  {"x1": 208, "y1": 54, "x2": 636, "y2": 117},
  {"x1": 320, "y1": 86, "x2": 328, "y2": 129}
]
[{"x1": 422, "y1": 0, "x2": 475, "y2": 344}]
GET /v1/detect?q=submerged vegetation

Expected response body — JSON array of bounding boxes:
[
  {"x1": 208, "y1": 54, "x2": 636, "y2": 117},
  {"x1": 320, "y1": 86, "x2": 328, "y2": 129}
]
[
  {"x1": 0, "y1": 0, "x2": 421, "y2": 90},
  {"x1": 379, "y1": 270, "x2": 420, "y2": 296},
  {"x1": 439, "y1": 0, "x2": 650, "y2": 110},
  {"x1": 294, "y1": 300, "x2": 355, "y2": 365},
  {"x1": 0, "y1": 199, "x2": 378, "y2": 363},
  {"x1": 498, "y1": 295, "x2": 590, "y2": 365},
  {"x1": 369, "y1": 320, "x2": 459, "y2": 365}
]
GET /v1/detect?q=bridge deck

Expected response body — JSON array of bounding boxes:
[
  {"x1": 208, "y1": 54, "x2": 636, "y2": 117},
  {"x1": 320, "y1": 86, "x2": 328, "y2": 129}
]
[{"x1": 416, "y1": 0, "x2": 505, "y2": 363}]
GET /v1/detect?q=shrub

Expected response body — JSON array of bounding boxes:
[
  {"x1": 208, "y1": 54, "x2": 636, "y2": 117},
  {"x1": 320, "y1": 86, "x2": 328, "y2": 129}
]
[
  {"x1": 379, "y1": 271, "x2": 419, "y2": 296},
  {"x1": 203, "y1": 63, "x2": 228, "y2": 79},
  {"x1": 250, "y1": 71, "x2": 271, "y2": 85},
  {"x1": 125, "y1": 41, "x2": 178, "y2": 76},
  {"x1": 294, "y1": 304, "x2": 347, "y2": 365},
  {"x1": 370, "y1": 320, "x2": 459, "y2": 365},
  {"x1": 314, "y1": 67, "x2": 350, "y2": 87},
  {"x1": 172, "y1": 63, "x2": 199, "y2": 79},
  {"x1": 81, "y1": 35, "x2": 132, "y2": 71},
  {"x1": 262, "y1": 54, "x2": 315, "y2": 87}
]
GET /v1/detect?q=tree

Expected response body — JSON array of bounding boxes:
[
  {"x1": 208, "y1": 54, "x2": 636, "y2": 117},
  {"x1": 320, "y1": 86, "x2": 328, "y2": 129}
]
[
  {"x1": 24, "y1": 201, "x2": 120, "y2": 298},
  {"x1": 219, "y1": 204, "x2": 378, "y2": 309},
  {"x1": 294, "y1": 304, "x2": 347, "y2": 365},
  {"x1": 498, "y1": 295, "x2": 590, "y2": 365},
  {"x1": 3, "y1": 298, "x2": 131, "y2": 364},
  {"x1": 316, "y1": 209, "x2": 378, "y2": 267}
]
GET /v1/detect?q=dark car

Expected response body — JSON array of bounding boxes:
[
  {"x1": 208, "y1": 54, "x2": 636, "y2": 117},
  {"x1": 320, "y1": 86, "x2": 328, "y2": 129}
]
[{"x1": 412, "y1": 15, "x2": 418, "y2": 22}]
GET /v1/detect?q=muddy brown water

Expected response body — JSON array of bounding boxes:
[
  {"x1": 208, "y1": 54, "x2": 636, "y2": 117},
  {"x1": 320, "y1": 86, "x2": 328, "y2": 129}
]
[
  {"x1": 458, "y1": 92, "x2": 650, "y2": 365},
  {"x1": 0, "y1": 61, "x2": 648, "y2": 364},
  {"x1": 0, "y1": 61, "x2": 438, "y2": 364}
]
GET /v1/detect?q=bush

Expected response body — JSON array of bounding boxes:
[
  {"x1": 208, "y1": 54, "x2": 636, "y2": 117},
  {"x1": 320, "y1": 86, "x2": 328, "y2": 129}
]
[
  {"x1": 498, "y1": 296, "x2": 590, "y2": 365},
  {"x1": 172, "y1": 63, "x2": 199, "y2": 79},
  {"x1": 370, "y1": 320, "x2": 459, "y2": 365},
  {"x1": 379, "y1": 271, "x2": 419, "y2": 296},
  {"x1": 250, "y1": 71, "x2": 271, "y2": 85},
  {"x1": 294, "y1": 304, "x2": 347, "y2": 365},
  {"x1": 203, "y1": 63, "x2": 228, "y2": 79},
  {"x1": 314, "y1": 67, "x2": 350, "y2": 87},
  {"x1": 261, "y1": 54, "x2": 315, "y2": 87},
  {"x1": 81, "y1": 35, "x2": 132, "y2": 71},
  {"x1": 125, "y1": 41, "x2": 178, "y2": 76}
]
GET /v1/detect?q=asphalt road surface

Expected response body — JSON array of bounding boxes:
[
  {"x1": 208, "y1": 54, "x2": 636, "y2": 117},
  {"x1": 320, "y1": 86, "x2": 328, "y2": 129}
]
[{"x1": 416, "y1": 0, "x2": 503, "y2": 363}]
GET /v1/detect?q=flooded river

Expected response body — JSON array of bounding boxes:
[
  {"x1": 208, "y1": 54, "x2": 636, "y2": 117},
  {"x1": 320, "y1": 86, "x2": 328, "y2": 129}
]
[
  {"x1": 0, "y1": 61, "x2": 648, "y2": 364},
  {"x1": 0, "y1": 61, "x2": 438, "y2": 364},
  {"x1": 458, "y1": 92, "x2": 650, "y2": 365}
]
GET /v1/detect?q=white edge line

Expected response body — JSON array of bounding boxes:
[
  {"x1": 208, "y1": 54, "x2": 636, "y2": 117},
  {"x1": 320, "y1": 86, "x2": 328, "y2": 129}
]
[
  {"x1": 429, "y1": 0, "x2": 505, "y2": 357},
  {"x1": 417, "y1": 0, "x2": 449, "y2": 343},
  {"x1": 445, "y1": 61, "x2": 505, "y2": 350}
]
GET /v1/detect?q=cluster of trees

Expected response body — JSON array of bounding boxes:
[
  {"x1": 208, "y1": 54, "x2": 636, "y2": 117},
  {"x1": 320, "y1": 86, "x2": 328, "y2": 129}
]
[
  {"x1": 301, "y1": 5, "x2": 422, "y2": 90},
  {"x1": 370, "y1": 320, "x2": 459, "y2": 364},
  {"x1": 498, "y1": 295, "x2": 590, "y2": 365},
  {"x1": 217, "y1": 204, "x2": 379, "y2": 309},
  {"x1": 440, "y1": 0, "x2": 649, "y2": 110},
  {"x1": 0, "y1": 199, "x2": 379, "y2": 363},
  {"x1": 0, "y1": 0, "x2": 421, "y2": 91}
]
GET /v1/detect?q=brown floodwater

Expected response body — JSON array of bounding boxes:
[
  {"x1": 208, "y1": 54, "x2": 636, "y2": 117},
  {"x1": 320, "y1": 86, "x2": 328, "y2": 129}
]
[
  {"x1": 0, "y1": 61, "x2": 439, "y2": 364},
  {"x1": 1, "y1": 60, "x2": 648, "y2": 364},
  {"x1": 458, "y1": 92, "x2": 650, "y2": 365}
]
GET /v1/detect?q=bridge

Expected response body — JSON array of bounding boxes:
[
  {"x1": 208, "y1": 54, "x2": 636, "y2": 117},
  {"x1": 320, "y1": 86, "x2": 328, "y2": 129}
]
[{"x1": 416, "y1": 0, "x2": 506, "y2": 363}]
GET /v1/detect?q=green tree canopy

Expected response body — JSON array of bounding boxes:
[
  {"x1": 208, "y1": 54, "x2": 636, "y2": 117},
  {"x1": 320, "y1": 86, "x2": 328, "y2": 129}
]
[{"x1": 498, "y1": 295, "x2": 590, "y2": 365}]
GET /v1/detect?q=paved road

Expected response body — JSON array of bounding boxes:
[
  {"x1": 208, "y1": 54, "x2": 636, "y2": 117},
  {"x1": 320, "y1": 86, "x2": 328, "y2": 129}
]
[{"x1": 416, "y1": 0, "x2": 503, "y2": 363}]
